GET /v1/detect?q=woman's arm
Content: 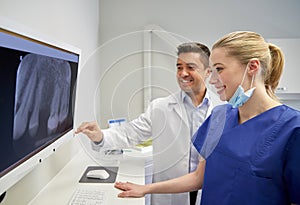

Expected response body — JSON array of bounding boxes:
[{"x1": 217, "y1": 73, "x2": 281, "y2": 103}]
[{"x1": 115, "y1": 160, "x2": 206, "y2": 198}]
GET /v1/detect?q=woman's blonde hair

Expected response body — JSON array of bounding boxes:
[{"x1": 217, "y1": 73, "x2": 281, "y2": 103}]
[{"x1": 212, "y1": 31, "x2": 284, "y2": 100}]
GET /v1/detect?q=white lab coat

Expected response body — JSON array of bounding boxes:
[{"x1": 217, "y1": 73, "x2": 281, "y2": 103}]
[{"x1": 99, "y1": 90, "x2": 222, "y2": 205}]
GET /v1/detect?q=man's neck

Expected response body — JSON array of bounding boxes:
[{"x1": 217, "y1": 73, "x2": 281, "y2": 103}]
[{"x1": 186, "y1": 88, "x2": 207, "y2": 107}]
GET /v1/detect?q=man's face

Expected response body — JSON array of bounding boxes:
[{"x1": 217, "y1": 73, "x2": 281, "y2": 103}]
[{"x1": 176, "y1": 52, "x2": 209, "y2": 96}]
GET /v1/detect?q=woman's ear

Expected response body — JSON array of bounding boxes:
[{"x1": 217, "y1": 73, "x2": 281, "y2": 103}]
[{"x1": 248, "y1": 58, "x2": 260, "y2": 75}]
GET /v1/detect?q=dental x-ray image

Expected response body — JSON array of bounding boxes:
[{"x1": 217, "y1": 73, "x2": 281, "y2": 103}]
[
  {"x1": 0, "y1": 43, "x2": 78, "y2": 177},
  {"x1": 13, "y1": 53, "x2": 72, "y2": 156}
]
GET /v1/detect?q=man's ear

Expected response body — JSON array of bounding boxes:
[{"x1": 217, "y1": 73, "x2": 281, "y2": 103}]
[
  {"x1": 248, "y1": 58, "x2": 260, "y2": 75},
  {"x1": 204, "y1": 67, "x2": 211, "y2": 78}
]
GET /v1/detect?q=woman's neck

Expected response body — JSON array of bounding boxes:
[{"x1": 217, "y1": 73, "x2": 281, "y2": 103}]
[{"x1": 238, "y1": 88, "x2": 281, "y2": 124}]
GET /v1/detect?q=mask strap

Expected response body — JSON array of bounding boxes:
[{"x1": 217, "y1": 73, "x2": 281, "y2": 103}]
[
  {"x1": 241, "y1": 63, "x2": 255, "y2": 89},
  {"x1": 250, "y1": 74, "x2": 255, "y2": 89},
  {"x1": 241, "y1": 66, "x2": 248, "y2": 85}
]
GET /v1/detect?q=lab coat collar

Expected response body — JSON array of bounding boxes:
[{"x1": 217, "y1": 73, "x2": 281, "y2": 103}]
[{"x1": 167, "y1": 91, "x2": 190, "y2": 128}]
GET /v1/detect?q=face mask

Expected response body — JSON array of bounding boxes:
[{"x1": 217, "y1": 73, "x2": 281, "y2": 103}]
[{"x1": 228, "y1": 66, "x2": 256, "y2": 108}]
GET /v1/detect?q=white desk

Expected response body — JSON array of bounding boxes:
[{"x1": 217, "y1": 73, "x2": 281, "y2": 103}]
[{"x1": 28, "y1": 149, "x2": 149, "y2": 205}]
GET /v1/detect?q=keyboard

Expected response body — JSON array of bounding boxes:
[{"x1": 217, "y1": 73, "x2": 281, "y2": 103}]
[{"x1": 69, "y1": 186, "x2": 106, "y2": 205}]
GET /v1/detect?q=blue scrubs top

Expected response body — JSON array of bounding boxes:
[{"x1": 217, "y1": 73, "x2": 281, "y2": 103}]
[{"x1": 193, "y1": 104, "x2": 300, "y2": 205}]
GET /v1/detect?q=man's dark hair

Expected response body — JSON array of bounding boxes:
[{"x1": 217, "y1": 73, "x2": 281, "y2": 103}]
[{"x1": 177, "y1": 42, "x2": 210, "y2": 68}]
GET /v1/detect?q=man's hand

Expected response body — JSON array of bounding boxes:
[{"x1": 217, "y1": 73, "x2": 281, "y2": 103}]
[{"x1": 75, "y1": 121, "x2": 103, "y2": 143}]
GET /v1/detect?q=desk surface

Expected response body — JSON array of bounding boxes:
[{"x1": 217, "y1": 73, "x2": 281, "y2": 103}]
[{"x1": 28, "y1": 148, "x2": 148, "y2": 205}]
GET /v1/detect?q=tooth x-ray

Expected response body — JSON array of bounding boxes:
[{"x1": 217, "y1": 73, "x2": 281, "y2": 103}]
[
  {"x1": 13, "y1": 53, "x2": 71, "y2": 156},
  {"x1": 0, "y1": 34, "x2": 78, "y2": 176}
]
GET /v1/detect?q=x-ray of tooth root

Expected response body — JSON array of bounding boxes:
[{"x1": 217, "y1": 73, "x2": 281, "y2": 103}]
[{"x1": 13, "y1": 54, "x2": 71, "y2": 155}]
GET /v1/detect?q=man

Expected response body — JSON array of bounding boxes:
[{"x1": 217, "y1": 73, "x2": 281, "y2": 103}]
[{"x1": 76, "y1": 42, "x2": 222, "y2": 205}]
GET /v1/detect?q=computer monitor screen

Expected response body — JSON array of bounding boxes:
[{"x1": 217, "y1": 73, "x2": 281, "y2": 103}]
[{"x1": 0, "y1": 27, "x2": 79, "y2": 194}]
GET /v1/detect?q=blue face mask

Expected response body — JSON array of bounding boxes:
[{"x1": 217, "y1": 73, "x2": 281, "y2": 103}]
[
  {"x1": 228, "y1": 86, "x2": 256, "y2": 108},
  {"x1": 228, "y1": 66, "x2": 256, "y2": 108}
]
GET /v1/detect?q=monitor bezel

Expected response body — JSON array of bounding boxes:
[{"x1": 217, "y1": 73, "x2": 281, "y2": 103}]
[{"x1": 0, "y1": 20, "x2": 81, "y2": 196}]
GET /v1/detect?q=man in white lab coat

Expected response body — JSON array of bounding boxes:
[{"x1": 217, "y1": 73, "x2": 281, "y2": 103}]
[{"x1": 76, "y1": 42, "x2": 222, "y2": 205}]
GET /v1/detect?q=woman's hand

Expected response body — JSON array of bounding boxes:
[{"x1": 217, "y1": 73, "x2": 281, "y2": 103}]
[
  {"x1": 115, "y1": 159, "x2": 206, "y2": 199},
  {"x1": 115, "y1": 181, "x2": 147, "y2": 198}
]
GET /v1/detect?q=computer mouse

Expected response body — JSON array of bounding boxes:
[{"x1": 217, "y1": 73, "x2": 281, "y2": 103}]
[{"x1": 86, "y1": 169, "x2": 110, "y2": 179}]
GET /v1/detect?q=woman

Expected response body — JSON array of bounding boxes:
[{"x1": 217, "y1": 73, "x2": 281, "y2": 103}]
[{"x1": 115, "y1": 31, "x2": 300, "y2": 205}]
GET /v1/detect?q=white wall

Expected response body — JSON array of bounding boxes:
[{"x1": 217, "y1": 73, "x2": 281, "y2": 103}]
[
  {"x1": 99, "y1": 0, "x2": 300, "y2": 45},
  {"x1": 97, "y1": 0, "x2": 300, "y2": 125},
  {"x1": 0, "y1": 0, "x2": 100, "y2": 204}
]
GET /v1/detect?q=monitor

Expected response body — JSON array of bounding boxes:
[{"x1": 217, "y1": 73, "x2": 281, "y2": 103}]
[{"x1": 0, "y1": 24, "x2": 80, "y2": 197}]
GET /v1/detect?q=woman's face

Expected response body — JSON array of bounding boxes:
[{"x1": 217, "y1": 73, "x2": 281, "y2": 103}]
[{"x1": 209, "y1": 47, "x2": 246, "y2": 101}]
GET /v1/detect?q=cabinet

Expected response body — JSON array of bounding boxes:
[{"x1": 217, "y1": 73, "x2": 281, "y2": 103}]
[{"x1": 268, "y1": 38, "x2": 300, "y2": 93}]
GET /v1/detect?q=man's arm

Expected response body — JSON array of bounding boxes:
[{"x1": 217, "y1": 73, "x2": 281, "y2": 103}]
[{"x1": 75, "y1": 102, "x2": 154, "y2": 149}]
